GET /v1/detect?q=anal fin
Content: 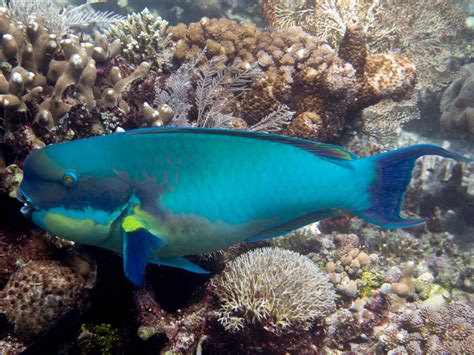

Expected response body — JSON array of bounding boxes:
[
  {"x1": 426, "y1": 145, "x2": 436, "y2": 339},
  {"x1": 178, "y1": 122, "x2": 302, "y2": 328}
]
[{"x1": 246, "y1": 209, "x2": 340, "y2": 243}]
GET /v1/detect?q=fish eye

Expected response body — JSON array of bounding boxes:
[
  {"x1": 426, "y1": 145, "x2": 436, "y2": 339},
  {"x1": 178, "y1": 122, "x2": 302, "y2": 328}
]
[{"x1": 62, "y1": 171, "x2": 78, "y2": 187}]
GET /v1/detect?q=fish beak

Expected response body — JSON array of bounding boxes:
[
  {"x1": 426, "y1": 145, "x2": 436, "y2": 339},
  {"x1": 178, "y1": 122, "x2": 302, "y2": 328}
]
[{"x1": 17, "y1": 188, "x2": 39, "y2": 219}]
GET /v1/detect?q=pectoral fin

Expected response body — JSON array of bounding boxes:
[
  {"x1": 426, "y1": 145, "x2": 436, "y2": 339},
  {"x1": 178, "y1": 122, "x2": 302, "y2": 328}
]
[
  {"x1": 151, "y1": 256, "x2": 210, "y2": 274},
  {"x1": 122, "y1": 215, "x2": 165, "y2": 285}
]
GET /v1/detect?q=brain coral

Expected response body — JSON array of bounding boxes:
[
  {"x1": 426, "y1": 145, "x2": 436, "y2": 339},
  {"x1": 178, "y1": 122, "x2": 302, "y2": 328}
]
[
  {"x1": 211, "y1": 247, "x2": 335, "y2": 332},
  {"x1": 440, "y1": 63, "x2": 474, "y2": 138},
  {"x1": 0, "y1": 260, "x2": 85, "y2": 340}
]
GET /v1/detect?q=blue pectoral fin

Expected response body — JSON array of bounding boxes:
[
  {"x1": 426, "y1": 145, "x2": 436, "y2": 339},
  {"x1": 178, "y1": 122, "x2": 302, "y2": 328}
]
[
  {"x1": 359, "y1": 144, "x2": 472, "y2": 229},
  {"x1": 151, "y1": 256, "x2": 210, "y2": 274},
  {"x1": 246, "y1": 209, "x2": 340, "y2": 243},
  {"x1": 123, "y1": 228, "x2": 166, "y2": 285}
]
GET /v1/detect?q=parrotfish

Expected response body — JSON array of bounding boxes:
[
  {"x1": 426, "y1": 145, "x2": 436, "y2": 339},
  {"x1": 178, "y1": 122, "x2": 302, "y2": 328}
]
[{"x1": 18, "y1": 128, "x2": 471, "y2": 285}]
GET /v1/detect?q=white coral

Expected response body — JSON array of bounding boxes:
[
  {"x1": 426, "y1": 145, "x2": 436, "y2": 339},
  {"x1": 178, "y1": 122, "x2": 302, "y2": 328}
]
[
  {"x1": 2, "y1": 0, "x2": 122, "y2": 35},
  {"x1": 212, "y1": 247, "x2": 336, "y2": 332}
]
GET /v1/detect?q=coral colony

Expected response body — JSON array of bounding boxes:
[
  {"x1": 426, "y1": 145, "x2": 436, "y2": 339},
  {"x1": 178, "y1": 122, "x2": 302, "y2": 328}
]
[{"x1": 0, "y1": 0, "x2": 473, "y2": 353}]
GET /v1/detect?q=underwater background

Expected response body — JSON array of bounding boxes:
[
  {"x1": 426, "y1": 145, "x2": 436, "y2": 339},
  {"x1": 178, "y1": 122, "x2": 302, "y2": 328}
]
[{"x1": 0, "y1": 0, "x2": 473, "y2": 353}]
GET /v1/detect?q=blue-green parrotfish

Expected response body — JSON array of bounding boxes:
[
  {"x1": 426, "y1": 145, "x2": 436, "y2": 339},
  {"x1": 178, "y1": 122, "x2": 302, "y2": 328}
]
[{"x1": 18, "y1": 128, "x2": 471, "y2": 285}]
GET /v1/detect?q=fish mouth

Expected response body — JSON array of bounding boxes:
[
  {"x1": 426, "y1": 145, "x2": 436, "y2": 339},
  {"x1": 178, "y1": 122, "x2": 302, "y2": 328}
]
[{"x1": 17, "y1": 187, "x2": 40, "y2": 218}]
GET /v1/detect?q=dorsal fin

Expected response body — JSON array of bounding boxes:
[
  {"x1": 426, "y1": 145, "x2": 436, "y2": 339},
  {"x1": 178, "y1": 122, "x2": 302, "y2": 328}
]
[{"x1": 126, "y1": 127, "x2": 358, "y2": 161}]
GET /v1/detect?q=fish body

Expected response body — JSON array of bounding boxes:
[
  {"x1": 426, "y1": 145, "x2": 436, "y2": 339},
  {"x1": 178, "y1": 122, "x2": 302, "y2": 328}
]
[{"x1": 18, "y1": 128, "x2": 471, "y2": 284}]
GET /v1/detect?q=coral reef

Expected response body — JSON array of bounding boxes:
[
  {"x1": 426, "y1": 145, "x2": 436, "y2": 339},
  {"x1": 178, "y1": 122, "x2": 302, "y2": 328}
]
[
  {"x1": 0, "y1": 1, "x2": 471, "y2": 353},
  {"x1": 211, "y1": 247, "x2": 335, "y2": 332},
  {"x1": 133, "y1": 287, "x2": 208, "y2": 353},
  {"x1": 0, "y1": 260, "x2": 86, "y2": 340},
  {"x1": 440, "y1": 63, "x2": 474, "y2": 138},
  {"x1": 0, "y1": 10, "x2": 155, "y2": 162},
  {"x1": 380, "y1": 302, "x2": 474, "y2": 353},
  {"x1": 261, "y1": 0, "x2": 470, "y2": 91},
  {"x1": 169, "y1": 17, "x2": 415, "y2": 141},
  {"x1": 106, "y1": 8, "x2": 174, "y2": 72}
]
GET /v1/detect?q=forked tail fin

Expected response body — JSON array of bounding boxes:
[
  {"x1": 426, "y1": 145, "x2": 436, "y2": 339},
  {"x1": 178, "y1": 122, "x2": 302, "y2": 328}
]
[{"x1": 358, "y1": 144, "x2": 472, "y2": 229}]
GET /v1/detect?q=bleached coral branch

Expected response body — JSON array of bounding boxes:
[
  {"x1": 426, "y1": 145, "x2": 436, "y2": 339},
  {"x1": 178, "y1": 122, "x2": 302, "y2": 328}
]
[
  {"x1": 249, "y1": 104, "x2": 294, "y2": 133},
  {"x1": 360, "y1": 97, "x2": 420, "y2": 148},
  {"x1": 195, "y1": 56, "x2": 261, "y2": 128}
]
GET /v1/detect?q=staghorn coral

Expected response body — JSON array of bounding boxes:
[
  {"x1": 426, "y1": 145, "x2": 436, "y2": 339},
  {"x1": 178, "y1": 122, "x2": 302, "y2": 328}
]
[
  {"x1": 0, "y1": 260, "x2": 85, "y2": 340},
  {"x1": 380, "y1": 302, "x2": 474, "y2": 353},
  {"x1": 106, "y1": 8, "x2": 174, "y2": 73},
  {"x1": 211, "y1": 247, "x2": 335, "y2": 332},
  {"x1": 169, "y1": 18, "x2": 415, "y2": 141}
]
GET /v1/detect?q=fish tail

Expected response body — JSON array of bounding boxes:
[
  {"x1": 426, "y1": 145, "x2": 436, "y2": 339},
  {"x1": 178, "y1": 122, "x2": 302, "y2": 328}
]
[{"x1": 358, "y1": 144, "x2": 472, "y2": 229}]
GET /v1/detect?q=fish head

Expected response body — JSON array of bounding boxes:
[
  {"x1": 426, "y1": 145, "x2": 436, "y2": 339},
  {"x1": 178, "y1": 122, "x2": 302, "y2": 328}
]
[{"x1": 18, "y1": 140, "x2": 133, "y2": 245}]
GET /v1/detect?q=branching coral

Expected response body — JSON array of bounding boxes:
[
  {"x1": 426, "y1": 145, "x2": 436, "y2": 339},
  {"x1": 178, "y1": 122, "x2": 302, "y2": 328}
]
[
  {"x1": 211, "y1": 247, "x2": 336, "y2": 332},
  {"x1": 106, "y1": 8, "x2": 174, "y2": 73}
]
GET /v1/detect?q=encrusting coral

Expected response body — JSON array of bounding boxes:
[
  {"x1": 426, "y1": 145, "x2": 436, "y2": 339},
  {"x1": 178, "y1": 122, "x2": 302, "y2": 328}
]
[
  {"x1": 380, "y1": 302, "x2": 474, "y2": 353},
  {"x1": 261, "y1": 0, "x2": 470, "y2": 91}
]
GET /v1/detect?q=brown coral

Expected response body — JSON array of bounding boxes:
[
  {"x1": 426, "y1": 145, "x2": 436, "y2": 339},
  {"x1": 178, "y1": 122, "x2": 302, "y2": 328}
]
[
  {"x1": 0, "y1": 11, "x2": 160, "y2": 163},
  {"x1": 169, "y1": 18, "x2": 415, "y2": 142},
  {"x1": 0, "y1": 260, "x2": 85, "y2": 340}
]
